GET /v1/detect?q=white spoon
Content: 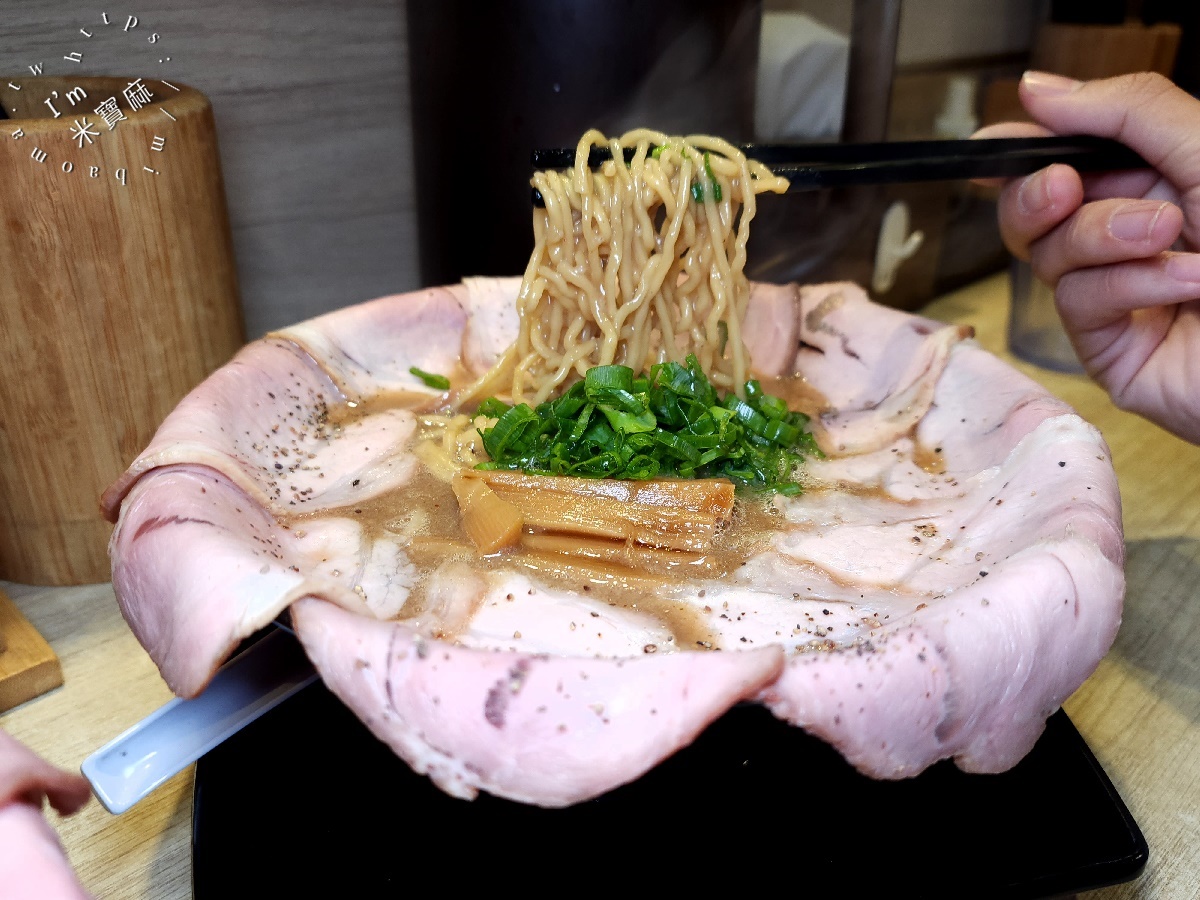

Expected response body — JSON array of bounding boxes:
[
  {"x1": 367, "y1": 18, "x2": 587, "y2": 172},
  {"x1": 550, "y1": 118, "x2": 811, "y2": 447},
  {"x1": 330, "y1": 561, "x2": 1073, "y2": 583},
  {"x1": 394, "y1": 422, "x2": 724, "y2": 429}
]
[{"x1": 81, "y1": 627, "x2": 317, "y2": 814}]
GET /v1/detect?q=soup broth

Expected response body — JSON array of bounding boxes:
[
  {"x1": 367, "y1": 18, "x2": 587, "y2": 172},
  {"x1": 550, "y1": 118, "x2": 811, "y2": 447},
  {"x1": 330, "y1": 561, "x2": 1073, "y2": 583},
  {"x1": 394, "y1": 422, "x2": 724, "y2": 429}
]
[{"x1": 283, "y1": 374, "x2": 831, "y2": 649}]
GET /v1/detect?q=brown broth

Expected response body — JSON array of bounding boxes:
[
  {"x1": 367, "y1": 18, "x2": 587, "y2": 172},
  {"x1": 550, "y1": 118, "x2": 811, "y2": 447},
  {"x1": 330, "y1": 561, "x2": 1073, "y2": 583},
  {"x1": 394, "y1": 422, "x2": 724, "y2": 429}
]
[
  {"x1": 283, "y1": 374, "x2": 829, "y2": 648},
  {"x1": 911, "y1": 441, "x2": 948, "y2": 474},
  {"x1": 296, "y1": 461, "x2": 776, "y2": 645},
  {"x1": 764, "y1": 372, "x2": 829, "y2": 419}
]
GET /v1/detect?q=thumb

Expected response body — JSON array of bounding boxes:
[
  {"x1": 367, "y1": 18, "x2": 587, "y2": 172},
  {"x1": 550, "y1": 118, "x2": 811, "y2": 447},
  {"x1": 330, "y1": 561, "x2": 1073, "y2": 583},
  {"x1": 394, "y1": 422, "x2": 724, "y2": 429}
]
[{"x1": 1018, "y1": 71, "x2": 1200, "y2": 195}]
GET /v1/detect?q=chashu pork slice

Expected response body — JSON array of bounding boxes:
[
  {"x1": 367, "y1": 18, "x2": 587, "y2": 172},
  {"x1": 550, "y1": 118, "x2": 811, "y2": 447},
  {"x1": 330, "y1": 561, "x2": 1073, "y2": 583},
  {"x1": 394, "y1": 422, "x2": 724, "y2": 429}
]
[
  {"x1": 102, "y1": 283, "x2": 479, "y2": 525},
  {"x1": 110, "y1": 465, "x2": 353, "y2": 698},
  {"x1": 103, "y1": 286, "x2": 478, "y2": 695},
  {"x1": 100, "y1": 337, "x2": 420, "y2": 521},
  {"x1": 290, "y1": 597, "x2": 784, "y2": 807},
  {"x1": 757, "y1": 413, "x2": 1123, "y2": 776},
  {"x1": 732, "y1": 285, "x2": 1124, "y2": 775},
  {"x1": 109, "y1": 463, "x2": 444, "y2": 698}
]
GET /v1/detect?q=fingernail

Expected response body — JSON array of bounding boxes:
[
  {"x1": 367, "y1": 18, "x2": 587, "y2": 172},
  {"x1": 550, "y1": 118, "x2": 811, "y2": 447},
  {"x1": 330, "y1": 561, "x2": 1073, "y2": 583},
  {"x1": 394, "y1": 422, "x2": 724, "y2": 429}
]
[
  {"x1": 1166, "y1": 253, "x2": 1200, "y2": 283},
  {"x1": 1022, "y1": 70, "x2": 1083, "y2": 97},
  {"x1": 1017, "y1": 168, "x2": 1053, "y2": 214},
  {"x1": 1109, "y1": 203, "x2": 1166, "y2": 242}
]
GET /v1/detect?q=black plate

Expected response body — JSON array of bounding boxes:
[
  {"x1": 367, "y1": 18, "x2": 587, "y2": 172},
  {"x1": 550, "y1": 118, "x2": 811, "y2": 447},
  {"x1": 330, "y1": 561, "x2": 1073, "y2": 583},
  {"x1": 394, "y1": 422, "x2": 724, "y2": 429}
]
[{"x1": 193, "y1": 681, "x2": 1146, "y2": 898}]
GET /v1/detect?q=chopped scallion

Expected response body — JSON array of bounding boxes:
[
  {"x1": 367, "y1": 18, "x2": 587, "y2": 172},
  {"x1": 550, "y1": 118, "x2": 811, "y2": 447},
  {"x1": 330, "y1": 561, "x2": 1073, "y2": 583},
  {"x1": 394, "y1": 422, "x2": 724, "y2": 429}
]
[
  {"x1": 474, "y1": 355, "x2": 821, "y2": 494},
  {"x1": 409, "y1": 367, "x2": 450, "y2": 390}
]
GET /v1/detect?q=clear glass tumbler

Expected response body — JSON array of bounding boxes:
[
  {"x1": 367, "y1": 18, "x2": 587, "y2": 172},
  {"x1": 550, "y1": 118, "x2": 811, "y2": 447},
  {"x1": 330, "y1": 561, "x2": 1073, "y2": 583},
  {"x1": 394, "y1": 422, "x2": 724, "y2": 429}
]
[{"x1": 1008, "y1": 258, "x2": 1085, "y2": 374}]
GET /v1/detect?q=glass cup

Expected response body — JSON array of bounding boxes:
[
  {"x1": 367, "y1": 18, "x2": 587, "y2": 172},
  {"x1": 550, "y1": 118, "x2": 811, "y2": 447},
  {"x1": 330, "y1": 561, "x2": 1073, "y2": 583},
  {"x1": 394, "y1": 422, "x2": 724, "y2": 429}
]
[{"x1": 1008, "y1": 258, "x2": 1085, "y2": 374}]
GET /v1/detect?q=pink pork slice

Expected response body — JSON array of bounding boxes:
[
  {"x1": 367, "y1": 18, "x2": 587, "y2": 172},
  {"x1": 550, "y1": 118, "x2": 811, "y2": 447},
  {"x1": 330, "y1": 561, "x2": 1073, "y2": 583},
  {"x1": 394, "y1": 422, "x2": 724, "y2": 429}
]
[
  {"x1": 102, "y1": 278, "x2": 1125, "y2": 801},
  {"x1": 291, "y1": 598, "x2": 783, "y2": 806},
  {"x1": 746, "y1": 283, "x2": 1123, "y2": 776}
]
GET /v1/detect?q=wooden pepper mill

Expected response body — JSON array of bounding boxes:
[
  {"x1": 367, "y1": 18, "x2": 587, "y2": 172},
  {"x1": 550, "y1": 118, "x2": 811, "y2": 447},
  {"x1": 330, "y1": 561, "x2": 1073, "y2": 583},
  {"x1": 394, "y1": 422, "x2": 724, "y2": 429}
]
[{"x1": 0, "y1": 76, "x2": 245, "y2": 586}]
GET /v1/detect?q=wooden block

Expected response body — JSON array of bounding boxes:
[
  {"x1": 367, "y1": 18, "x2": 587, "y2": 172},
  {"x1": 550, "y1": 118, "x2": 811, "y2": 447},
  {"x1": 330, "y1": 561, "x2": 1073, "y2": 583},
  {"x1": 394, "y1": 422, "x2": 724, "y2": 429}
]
[{"x1": 0, "y1": 588, "x2": 64, "y2": 713}]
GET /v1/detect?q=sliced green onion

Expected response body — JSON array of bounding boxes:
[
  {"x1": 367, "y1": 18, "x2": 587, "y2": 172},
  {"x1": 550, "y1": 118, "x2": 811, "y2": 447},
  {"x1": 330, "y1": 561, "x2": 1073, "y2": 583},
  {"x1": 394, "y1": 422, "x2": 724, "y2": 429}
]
[
  {"x1": 703, "y1": 152, "x2": 723, "y2": 202},
  {"x1": 599, "y1": 405, "x2": 657, "y2": 434},
  {"x1": 409, "y1": 367, "x2": 450, "y2": 390},
  {"x1": 762, "y1": 419, "x2": 801, "y2": 445},
  {"x1": 481, "y1": 404, "x2": 540, "y2": 458},
  {"x1": 690, "y1": 153, "x2": 724, "y2": 203},
  {"x1": 476, "y1": 397, "x2": 511, "y2": 419},
  {"x1": 474, "y1": 357, "x2": 821, "y2": 494},
  {"x1": 585, "y1": 364, "x2": 634, "y2": 393}
]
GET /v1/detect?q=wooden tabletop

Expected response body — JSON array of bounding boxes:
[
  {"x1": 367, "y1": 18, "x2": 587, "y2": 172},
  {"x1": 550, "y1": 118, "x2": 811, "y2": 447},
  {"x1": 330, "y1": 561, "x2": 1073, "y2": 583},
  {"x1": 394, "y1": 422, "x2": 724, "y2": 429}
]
[{"x1": 3, "y1": 271, "x2": 1199, "y2": 899}]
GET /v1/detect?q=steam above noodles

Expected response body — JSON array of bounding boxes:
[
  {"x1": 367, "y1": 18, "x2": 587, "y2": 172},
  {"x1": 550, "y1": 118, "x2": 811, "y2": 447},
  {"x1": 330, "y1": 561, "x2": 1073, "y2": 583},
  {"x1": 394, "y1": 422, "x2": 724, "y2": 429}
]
[{"x1": 475, "y1": 129, "x2": 789, "y2": 406}]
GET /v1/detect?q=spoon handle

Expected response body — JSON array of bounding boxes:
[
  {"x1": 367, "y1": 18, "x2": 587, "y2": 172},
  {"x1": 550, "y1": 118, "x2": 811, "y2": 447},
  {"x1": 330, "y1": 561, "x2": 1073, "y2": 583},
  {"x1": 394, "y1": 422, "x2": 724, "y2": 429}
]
[{"x1": 81, "y1": 628, "x2": 317, "y2": 814}]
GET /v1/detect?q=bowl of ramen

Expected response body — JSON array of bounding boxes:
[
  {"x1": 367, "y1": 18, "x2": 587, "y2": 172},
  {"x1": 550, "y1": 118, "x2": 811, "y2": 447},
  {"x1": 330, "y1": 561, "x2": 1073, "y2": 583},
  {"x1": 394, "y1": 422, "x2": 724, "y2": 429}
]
[{"x1": 101, "y1": 131, "x2": 1124, "y2": 807}]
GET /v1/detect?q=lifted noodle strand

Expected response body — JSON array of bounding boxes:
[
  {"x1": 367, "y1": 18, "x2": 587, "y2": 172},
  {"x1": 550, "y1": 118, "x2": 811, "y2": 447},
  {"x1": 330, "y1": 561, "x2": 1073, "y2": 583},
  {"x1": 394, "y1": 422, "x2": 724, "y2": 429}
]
[{"x1": 473, "y1": 129, "x2": 788, "y2": 407}]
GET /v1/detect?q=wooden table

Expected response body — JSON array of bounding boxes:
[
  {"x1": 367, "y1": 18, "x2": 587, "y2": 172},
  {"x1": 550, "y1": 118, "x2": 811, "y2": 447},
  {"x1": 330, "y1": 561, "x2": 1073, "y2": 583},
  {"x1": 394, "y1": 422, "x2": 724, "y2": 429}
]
[{"x1": 3, "y1": 271, "x2": 1199, "y2": 898}]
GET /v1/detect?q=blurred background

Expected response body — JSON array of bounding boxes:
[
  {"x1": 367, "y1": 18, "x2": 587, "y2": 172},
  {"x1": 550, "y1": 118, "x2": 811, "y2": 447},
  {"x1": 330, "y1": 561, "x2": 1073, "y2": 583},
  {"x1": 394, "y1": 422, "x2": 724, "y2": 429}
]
[{"x1": 1, "y1": 0, "x2": 1193, "y2": 337}]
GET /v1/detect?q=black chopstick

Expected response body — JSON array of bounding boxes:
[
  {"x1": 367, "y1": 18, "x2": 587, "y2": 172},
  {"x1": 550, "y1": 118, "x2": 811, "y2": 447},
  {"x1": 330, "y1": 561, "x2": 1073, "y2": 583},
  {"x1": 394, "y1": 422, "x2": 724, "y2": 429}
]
[{"x1": 529, "y1": 136, "x2": 1148, "y2": 206}]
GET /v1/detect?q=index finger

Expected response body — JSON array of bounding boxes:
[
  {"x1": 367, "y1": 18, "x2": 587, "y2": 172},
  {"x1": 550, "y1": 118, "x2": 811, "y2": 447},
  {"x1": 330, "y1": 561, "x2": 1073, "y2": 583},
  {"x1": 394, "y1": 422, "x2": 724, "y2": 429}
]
[
  {"x1": 1019, "y1": 72, "x2": 1200, "y2": 201},
  {"x1": 970, "y1": 121, "x2": 1052, "y2": 187}
]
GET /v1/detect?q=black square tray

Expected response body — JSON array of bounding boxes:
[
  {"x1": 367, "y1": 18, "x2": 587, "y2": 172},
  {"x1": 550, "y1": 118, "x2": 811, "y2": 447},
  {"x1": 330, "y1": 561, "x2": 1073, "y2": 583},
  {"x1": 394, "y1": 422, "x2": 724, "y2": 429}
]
[{"x1": 193, "y1": 681, "x2": 1146, "y2": 898}]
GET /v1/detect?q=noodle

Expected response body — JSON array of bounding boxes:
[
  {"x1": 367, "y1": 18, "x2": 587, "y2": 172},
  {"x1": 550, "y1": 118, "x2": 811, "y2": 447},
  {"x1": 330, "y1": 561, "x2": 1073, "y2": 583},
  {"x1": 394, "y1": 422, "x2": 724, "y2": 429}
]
[{"x1": 473, "y1": 129, "x2": 788, "y2": 406}]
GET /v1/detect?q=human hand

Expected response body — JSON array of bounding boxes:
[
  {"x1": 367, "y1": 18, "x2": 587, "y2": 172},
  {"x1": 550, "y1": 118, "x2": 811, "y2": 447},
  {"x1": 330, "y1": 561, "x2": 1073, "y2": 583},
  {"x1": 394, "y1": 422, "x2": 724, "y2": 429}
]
[
  {"x1": 976, "y1": 71, "x2": 1200, "y2": 443},
  {"x1": 0, "y1": 729, "x2": 91, "y2": 899}
]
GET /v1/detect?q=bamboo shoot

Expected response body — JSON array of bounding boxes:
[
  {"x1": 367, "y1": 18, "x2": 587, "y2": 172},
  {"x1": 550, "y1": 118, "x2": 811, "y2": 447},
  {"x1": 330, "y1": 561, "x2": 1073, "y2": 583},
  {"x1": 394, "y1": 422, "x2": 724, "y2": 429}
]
[
  {"x1": 521, "y1": 533, "x2": 725, "y2": 578},
  {"x1": 461, "y1": 471, "x2": 734, "y2": 552},
  {"x1": 451, "y1": 472, "x2": 524, "y2": 553}
]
